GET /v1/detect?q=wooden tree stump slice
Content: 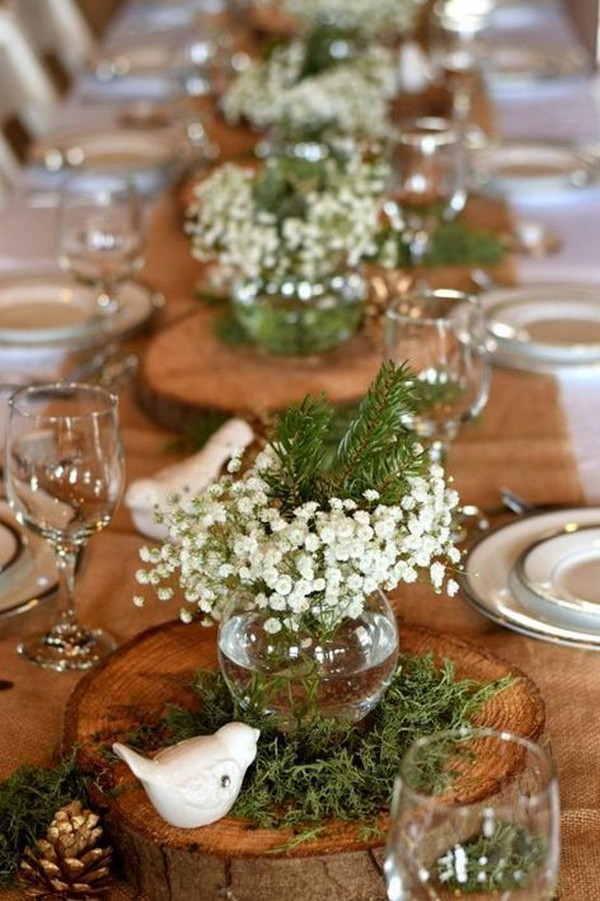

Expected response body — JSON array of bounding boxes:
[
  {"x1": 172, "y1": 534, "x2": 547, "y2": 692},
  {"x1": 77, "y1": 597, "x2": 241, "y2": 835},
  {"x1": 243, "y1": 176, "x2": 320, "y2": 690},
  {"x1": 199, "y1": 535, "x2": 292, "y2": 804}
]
[
  {"x1": 63, "y1": 619, "x2": 545, "y2": 901},
  {"x1": 138, "y1": 305, "x2": 384, "y2": 430}
]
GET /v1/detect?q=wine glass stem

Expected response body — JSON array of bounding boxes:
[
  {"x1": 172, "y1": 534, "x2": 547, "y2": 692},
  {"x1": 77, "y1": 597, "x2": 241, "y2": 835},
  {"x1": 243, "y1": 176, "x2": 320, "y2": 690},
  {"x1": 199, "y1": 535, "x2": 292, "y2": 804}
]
[
  {"x1": 51, "y1": 543, "x2": 88, "y2": 646},
  {"x1": 97, "y1": 285, "x2": 120, "y2": 315},
  {"x1": 410, "y1": 230, "x2": 429, "y2": 265},
  {"x1": 428, "y1": 439, "x2": 449, "y2": 467}
]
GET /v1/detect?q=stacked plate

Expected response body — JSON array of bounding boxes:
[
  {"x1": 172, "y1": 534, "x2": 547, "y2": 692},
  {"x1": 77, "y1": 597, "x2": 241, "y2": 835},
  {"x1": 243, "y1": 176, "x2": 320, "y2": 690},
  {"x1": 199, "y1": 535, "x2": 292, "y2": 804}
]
[
  {"x1": 0, "y1": 273, "x2": 163, "y2": 351},
  {"x1": 462, "y1": 507, "x2": 600, "y2": 649},
  {"x1": 0, "y1": 503, "x2": 58, "y2": 619},
  {"x1": 480, "y1": 282, "x2": 600, "y2": 372}
]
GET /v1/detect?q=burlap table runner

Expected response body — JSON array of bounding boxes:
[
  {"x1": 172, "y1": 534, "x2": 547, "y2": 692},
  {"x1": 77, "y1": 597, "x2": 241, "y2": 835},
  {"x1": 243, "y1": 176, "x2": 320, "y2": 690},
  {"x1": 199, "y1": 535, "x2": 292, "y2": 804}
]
[{"x1": 1, "y1": 92, "x2": 597, "y2": 901}]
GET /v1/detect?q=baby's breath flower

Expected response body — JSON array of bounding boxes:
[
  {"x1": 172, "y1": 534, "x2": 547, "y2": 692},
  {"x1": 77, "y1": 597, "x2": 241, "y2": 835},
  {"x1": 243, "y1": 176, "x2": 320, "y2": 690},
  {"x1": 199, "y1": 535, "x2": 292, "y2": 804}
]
[{"x1": 134, "y1": 438, "x2": 459, "y2": 636}]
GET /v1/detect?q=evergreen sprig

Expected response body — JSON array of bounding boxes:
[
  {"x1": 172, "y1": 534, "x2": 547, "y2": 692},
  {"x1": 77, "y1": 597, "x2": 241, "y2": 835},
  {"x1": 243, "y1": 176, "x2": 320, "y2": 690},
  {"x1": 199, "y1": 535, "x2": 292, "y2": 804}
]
[
  {"x1": 332, "y1": 360, "x2": 424, "y2": 504},
  {"x1": 265, "y1": 360, "x2": 425, "y2": 515},
  {"x1": 263, "y1": 393, "x2": 334, "y2": 515}
]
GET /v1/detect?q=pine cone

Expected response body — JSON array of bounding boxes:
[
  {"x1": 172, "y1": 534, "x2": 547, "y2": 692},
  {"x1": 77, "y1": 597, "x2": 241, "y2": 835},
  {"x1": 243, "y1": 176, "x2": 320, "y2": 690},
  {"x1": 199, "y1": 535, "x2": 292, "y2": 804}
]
[{"x1": 19, "y1": 800, "x2": 113, "y2": 900}]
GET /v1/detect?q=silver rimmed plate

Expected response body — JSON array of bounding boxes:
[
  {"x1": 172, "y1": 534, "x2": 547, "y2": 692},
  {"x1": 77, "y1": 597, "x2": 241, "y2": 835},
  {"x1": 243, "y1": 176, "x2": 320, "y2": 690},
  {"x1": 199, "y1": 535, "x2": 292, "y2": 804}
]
[
  {"x1": 0, "y1": 503, "x2": 58, "y2": 619},
  {"x1": 0, "y1": 274, "x2": 163, "y2": 349},
  {"x1": 470, "y1": 141, "x2": 599, "y2": 199},
  {"x1": 91, "y1": 39, "x2": 171, "y2": 83},
  {"x1": 461, "y1": 506, "x2": 600, "y2": 649},
  {"x1": 0, "y1": 518, "x2": 23, "y2": 574},
  {"x1": 30, "y1": 129, "x2": 179, "y2": 191},
  {"x1": 481, "y1": 282, "x2": 600, "y2": 370},
  {"x1": 513, "y1": 525, "x2": 600, "y2": 628},
  {"x1": 487, "y1": 42, "x2": 590, "y2": 92}
]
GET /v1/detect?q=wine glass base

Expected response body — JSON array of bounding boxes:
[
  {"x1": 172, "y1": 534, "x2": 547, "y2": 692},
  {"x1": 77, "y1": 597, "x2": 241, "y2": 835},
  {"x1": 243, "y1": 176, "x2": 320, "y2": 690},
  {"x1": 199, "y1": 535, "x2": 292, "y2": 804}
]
[
  {"x1": 452, "y1": 504, "x2": 490, "y2": 544},
  {"x1": 17, "y1": 628, "x2": 117, "y2": 672}
]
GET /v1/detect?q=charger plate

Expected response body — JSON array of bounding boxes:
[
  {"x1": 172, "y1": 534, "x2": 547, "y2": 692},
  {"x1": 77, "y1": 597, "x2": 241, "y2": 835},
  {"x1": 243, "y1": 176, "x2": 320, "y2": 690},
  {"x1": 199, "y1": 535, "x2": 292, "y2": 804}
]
[
  {"x1": 63, "y1": 618, "x2": 544, "y2": 900},
  {"x1": 462, "y1": 506, "x2": 600, "y2": 648},
  {"x1": 0, "y1": 273, "x2": 163, "y2": 349},
  {"x1": 0, "y1": 502, "x2": 58, "y2": 619},
  {"x1": 481, "y1": 282, "x2": 600, "y2": 370}
]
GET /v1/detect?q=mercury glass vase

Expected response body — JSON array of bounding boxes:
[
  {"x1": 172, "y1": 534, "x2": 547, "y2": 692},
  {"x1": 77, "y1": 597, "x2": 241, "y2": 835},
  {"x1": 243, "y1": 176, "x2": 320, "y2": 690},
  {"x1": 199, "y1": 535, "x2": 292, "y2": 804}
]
[
  {"x1": 217, "y1": 589, "x2": 399, "y2": 731},
  {"x1": 231, "y1": 271, "x2": 366, "y2": 356}
]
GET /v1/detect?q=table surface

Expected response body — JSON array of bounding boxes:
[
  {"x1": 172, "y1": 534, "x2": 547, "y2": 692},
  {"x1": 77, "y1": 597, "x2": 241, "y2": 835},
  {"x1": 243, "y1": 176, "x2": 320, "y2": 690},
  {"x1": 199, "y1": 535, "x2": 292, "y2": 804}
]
[{"x1": 1, "y1": 2, "x2": 600, "y2": 899}]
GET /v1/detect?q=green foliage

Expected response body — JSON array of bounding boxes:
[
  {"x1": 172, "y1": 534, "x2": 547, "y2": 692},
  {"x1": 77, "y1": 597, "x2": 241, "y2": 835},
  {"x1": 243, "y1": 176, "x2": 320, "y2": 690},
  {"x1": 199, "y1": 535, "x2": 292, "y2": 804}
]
[
  {"x1": 377, "y1": 220, "x2": 504, "y2": 269},
  {"x1": 428, "y1": 220, "x2": 504, "y2": 267},
  {"x1": 332, "y1": 361, "x2": 424, "y2": 504},
  {"x1": 0, "y1": 752, "x2": 88, "y2": 886},
  {"x1": 148, "y1": 655, "x2": 514, "y2": 838},
  {"x1": 434, "y1": 822, "x2": 547, "y2": 893},
  {"x1": 264, "y1": 360, "x2": 427, "y2": 515}
]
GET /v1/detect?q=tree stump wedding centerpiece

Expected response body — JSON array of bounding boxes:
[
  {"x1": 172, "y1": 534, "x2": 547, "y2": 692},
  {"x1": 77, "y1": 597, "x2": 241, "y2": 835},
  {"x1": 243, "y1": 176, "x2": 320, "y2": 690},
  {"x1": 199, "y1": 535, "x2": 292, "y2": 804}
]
[
  {"x1": 185, "y1": 146, "x2": 406, "y2": 357},
  {"x1": 135, "y1": 362, "x2": 461, "y2": 730}
]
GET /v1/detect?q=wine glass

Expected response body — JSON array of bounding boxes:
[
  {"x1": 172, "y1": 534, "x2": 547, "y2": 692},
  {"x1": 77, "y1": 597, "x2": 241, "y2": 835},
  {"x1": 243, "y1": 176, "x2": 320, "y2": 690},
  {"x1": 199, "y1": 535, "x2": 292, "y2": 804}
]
[
  {"x1": 57, "y1": 175, "x2": 146, "y2": 315},
  {"x1": 384, "y1": 727, "x2": 560, "y2": 900},
  {"x1": 385, "y1": 287, "x2": 490, "y2": 539},
  {"x1": 386, "y1": 118, "x2": 467, "y2": 266},
  {"x1": 5, "y1": 383, "x2": 125, "y2": 671},
  {"x1": 430, "y1": 0, "x2": 492, "y2": 148},
  {"x1": 384, "y1": 287, "x2": 490, "y2": 465}
]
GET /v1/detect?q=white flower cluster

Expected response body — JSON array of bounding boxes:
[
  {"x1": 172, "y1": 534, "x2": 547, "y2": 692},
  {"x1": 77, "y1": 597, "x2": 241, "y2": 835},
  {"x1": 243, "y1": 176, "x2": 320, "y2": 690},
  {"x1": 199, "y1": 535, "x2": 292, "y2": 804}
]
[
  {"x1": 266, "y1": 0, "x2": 424, "y2": 38},
  {"x1": 186, "y1": 152, "x2": 387, "y2": 282},
  {"x1": 135, "y1": 449, "x2": 460, "y2": 636},
  {"x1": 222, "y1": 40, "x2": 397, "y2": 137}
]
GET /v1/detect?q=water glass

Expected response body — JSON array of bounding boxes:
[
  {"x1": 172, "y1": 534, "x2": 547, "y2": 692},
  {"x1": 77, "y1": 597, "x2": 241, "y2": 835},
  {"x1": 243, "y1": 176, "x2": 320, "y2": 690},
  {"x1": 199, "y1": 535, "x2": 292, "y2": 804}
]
[
  {"x1": 385, "y1": 727, "x2": 560, "y2": 900},
  {"x1": 58, "y1": 176, "x2": 145, "y2": 315}
]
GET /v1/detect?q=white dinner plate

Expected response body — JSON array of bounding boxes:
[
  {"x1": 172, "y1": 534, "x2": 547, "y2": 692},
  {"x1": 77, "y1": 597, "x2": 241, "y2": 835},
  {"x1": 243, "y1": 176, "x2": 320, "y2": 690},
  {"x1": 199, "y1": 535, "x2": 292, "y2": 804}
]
[
  {"x1": 461, "y1": 506, "x2": 600, "y2": 649},
  {"x1": 470, "y1": 141, "x2": 598, "y2": 199},
  {"x1": 0, "y1": 518, "x2": 23, "y2": 574},
  {"x1": 30, "y1": 129, "x2": 178, "y2": 186},
  {"x1": 513, "y1": 526, "x2": 600, "y2": 627},
  {"x1": 487, "y1": 42, "x2": 590, "y2": 92},
  {"x1": 481, "y1": 283, "x2": 600, "y2": 369},
  {"x1": 91, "y1": 40, "x2": 171, "y2": 83},
  {"x1": 0, "y1": 503, "x2": 58, "y2": 619},
  {"x1": 0, "y1": 273, "x2": 163, "y2": 349}
]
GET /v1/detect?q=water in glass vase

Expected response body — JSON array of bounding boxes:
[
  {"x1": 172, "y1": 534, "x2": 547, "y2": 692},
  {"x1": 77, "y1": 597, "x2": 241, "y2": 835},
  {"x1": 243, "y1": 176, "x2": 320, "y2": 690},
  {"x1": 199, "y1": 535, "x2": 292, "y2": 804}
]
[{"x1": 218, "y1": 595, "x2": 399, "y2": 730}]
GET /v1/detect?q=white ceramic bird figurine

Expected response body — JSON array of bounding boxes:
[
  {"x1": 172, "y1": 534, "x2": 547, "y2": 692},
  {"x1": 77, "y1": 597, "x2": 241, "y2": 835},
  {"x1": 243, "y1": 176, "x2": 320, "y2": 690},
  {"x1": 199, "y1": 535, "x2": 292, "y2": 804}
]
[
  {"x1": 124, "y1": 418, "x2": 254, "y2": 540},
  {"x1": 113, "y1": 722, "x2": 260, "y2": 829}
]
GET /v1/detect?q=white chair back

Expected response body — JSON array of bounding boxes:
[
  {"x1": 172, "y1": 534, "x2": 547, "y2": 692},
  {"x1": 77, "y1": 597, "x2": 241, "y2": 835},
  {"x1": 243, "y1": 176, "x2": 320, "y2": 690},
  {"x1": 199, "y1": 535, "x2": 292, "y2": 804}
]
[
  {"x1": 6, "y1": 0, "x2": 95, "y2": 84},
  {"x1": 0, "y1": 8, "x2": 57, "y2": 184}
]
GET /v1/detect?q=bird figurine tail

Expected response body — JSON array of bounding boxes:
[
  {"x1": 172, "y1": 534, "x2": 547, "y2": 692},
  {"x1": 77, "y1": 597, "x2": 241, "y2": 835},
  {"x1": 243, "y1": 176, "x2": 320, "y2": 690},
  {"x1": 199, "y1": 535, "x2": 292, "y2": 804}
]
[{"x1": 112, "y1": 743, "x2": 158, "y2": 782}]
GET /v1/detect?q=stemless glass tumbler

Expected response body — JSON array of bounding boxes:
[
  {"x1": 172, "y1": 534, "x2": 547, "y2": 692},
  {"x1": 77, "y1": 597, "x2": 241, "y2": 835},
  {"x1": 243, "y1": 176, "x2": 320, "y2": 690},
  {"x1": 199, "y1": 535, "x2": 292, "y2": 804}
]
[
  {"x1": 385, "y1": 727, "x2": 560, "y2": 900},
  {"x1": 5, "y1": 383, "x2": 125, "y2": 671}
]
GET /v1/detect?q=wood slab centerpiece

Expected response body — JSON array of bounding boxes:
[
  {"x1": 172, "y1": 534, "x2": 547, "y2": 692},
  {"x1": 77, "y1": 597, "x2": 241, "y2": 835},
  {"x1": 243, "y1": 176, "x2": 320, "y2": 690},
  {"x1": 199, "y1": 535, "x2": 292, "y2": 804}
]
[{"x1": 63, "y1": 619, "x2": 545, "y2": 901}]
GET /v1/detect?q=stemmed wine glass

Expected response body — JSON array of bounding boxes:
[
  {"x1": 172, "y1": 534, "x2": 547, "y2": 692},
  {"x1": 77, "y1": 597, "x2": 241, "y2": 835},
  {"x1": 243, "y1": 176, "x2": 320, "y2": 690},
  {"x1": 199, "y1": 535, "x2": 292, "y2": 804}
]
[
  {"x1": 385, "y1": 287, "x2": 490, "y2": 539},
  {"x1": 384, "y1": 287, "x2": 490, "y2": 465},
  {"x1": 384, "y1": 727, "x2": 560, "y2": 900},
  {"x1": 57, "y1": 175, "x2": 146, "y2": 315},
  {"x1": 430, "y1": 0, "x2": 492, "y2": 147},
  {"x1": 5, "y1": 383, "x2": 125, "y2": 671},
  {"x1": 386, "y1": 118, "x2": 467, "y2": 266}
]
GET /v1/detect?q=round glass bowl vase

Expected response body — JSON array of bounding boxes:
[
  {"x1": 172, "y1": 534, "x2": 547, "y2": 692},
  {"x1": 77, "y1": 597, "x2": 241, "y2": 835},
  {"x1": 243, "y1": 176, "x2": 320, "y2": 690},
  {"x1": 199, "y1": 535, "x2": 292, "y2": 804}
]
[
  {"x1": 231, "y1": 271, "x2": 366, "y2": 356},
  {"x1": 217, "y1": 589, "x2": 399, "y2": 731}
]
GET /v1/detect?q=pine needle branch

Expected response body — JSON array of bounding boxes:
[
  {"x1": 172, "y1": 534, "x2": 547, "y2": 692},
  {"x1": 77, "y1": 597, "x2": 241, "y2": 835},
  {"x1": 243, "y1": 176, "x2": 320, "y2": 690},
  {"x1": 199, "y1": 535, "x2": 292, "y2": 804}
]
[
  {"x1": 264, "y1": 394, "x2": 333, "y2": 515},
  {"x1": 330, "y1": 361, "x2": 425, "y2": 504}
]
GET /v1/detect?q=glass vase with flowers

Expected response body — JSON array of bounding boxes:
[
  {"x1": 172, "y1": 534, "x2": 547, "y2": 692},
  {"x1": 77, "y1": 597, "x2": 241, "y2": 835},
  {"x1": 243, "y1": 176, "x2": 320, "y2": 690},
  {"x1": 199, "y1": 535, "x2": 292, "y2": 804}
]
[
  {"x1": 186, "y1": 149, "x2": 388, "y2": 355},
  {"x1": 135, "y1": 362, "x2": 461, "y2": 730}
]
